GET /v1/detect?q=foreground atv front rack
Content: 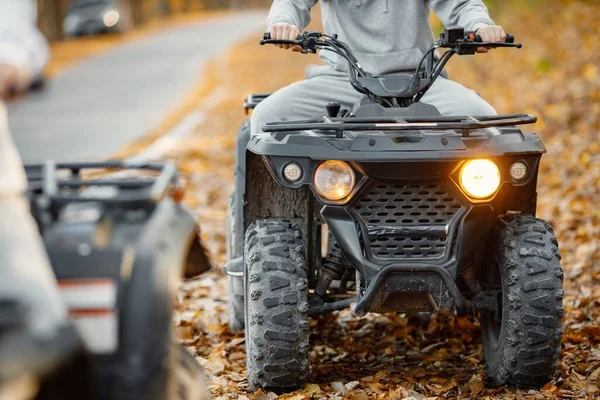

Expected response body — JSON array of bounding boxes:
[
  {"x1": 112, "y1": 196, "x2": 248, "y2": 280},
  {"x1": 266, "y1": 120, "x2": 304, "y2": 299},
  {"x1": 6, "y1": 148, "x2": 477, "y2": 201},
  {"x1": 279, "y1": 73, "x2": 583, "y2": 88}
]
[
  {"x1": 264, "y1": 113, "x2": 537, "y2": 137},
  {"x1": 25, "y1": 160, "x2": 182, "y2": 206}
]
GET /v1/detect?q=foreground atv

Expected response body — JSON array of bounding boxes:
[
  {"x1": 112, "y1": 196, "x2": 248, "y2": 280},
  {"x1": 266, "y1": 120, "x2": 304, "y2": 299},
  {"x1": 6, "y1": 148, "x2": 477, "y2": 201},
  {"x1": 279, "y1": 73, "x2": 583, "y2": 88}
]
[
  {"x1": 225, "y1": 28, "x2": 563, "y2": 392},
  {"x1": 23, "y1": 161, "x2": 212, "y2": 400}
]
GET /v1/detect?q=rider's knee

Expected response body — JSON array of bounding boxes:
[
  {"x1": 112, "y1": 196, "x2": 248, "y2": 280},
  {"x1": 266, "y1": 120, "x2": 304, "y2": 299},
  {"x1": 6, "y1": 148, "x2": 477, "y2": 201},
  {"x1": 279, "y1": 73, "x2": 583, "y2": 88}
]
[
  {"x1": 465, "y1": 92, "x2": 497, "y2": 116},
  {"x1": 236, "y1": 119, "x2": 251, "y2": 149},
  {"x1": 250, "y1": 101, "x2": 267, "y2": 136},
  {"x1": 472, "y1": 102, "x2": 497, "y2": 116},
  {"x1": 250, "y1": 96, "x2": 284, "y2": 136}
]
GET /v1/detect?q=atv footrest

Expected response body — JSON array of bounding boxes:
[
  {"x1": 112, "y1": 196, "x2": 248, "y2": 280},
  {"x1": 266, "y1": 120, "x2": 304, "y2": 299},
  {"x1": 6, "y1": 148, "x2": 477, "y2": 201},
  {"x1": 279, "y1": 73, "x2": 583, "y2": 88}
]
[{"x1": 353, "y1": 264, "x2": 468, "y2": 316}]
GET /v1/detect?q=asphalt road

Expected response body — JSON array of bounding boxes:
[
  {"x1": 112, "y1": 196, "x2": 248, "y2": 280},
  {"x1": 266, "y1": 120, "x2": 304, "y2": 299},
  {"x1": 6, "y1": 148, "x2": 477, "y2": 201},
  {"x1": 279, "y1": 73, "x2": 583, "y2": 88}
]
[{"x1": 9, "y1": 12, "x2": 265, "y2": 164}]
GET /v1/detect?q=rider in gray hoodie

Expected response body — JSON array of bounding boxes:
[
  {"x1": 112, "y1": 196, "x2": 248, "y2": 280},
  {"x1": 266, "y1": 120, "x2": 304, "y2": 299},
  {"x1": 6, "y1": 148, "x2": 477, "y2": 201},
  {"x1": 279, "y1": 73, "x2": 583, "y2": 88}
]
[{"x1": 251, "y1": 0, "x2": 507, "y2": 136}]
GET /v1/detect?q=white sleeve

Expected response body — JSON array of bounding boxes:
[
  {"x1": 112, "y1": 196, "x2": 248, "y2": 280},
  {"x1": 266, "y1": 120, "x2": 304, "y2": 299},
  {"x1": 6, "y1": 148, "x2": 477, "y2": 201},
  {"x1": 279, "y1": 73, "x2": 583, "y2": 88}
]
[
  {"x1": 0, "y1": 0, "x2": 49, "y2": 76},
  {"x1": 429, "y1": 0, "x2": 495, "y2": 32},
  {"x1": 266, "y1": 0, "x2": 318, "y2": 30}
]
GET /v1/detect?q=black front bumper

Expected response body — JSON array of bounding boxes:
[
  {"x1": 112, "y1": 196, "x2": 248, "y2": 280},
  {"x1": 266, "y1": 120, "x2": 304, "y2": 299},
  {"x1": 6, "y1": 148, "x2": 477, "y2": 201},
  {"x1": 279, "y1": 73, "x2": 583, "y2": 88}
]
[
  {"x1": 320, "y1": 173, "x2": 498, "y2": 316},
  {"x1": 352, "y1": 263, "x2": 468, "y2": 316}
]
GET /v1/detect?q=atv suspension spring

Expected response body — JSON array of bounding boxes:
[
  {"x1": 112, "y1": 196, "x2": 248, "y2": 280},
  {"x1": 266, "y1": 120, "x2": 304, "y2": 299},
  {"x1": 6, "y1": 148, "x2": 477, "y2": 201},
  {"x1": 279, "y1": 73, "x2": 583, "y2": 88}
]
[{"x1": 315, "y1": 234, "x2": 353, "y2": 297}]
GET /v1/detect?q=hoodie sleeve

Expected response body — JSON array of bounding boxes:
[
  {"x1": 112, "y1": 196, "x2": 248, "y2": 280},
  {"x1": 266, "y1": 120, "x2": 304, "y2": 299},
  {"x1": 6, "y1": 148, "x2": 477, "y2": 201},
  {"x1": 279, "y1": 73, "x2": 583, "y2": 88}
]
[
  {"x1": 266, "y1": 0, "x2": 318, "y2": 30},
  {"x1": 429, "y1": 0, "x2": 495, "y2": 32},
  {"x1": 0, "y1": 0, "x2": 49, "y2": 77}
]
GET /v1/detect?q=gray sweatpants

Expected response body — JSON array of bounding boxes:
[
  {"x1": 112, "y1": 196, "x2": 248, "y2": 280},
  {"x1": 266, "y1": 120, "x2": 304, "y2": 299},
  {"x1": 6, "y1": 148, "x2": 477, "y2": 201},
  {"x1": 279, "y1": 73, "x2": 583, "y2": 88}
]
[{"x1": 251, "y1": 65, "x2": 496, "y2": 136}]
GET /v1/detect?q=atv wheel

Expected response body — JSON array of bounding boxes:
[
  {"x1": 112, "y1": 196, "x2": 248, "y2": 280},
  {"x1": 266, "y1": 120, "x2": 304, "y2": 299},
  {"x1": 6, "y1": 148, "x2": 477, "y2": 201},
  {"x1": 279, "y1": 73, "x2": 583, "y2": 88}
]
[
  {"x1": 244, "y1": 219, "x2": 309, "y2": 392},
  {"x1": 226, "y1": 194, "x2": 245, "y2": 332},
  {"x1": 481, "y1": 215, "x2": 563, "y2": 388}
]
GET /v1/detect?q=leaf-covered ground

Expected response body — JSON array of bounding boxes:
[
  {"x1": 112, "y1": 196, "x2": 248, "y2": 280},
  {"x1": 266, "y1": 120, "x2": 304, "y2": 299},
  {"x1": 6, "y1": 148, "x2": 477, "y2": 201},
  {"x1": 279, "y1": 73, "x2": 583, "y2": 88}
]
[{"x1": 132, "y1": 1, "x2": 599, "y2": 398}]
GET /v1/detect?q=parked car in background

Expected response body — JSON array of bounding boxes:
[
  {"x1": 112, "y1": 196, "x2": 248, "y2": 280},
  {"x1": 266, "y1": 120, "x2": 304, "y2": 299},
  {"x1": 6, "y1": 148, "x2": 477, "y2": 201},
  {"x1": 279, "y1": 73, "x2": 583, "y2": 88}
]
[{"x1": 63, "y1": 0, "x2": 133, "y2": 37}]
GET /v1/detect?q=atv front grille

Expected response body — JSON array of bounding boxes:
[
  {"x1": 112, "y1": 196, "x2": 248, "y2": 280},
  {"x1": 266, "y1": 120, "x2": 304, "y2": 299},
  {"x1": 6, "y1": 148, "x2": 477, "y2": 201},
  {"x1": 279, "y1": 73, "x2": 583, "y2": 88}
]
[{"x1": 352, "y1": 182, "x2": 463, "y2": 260}]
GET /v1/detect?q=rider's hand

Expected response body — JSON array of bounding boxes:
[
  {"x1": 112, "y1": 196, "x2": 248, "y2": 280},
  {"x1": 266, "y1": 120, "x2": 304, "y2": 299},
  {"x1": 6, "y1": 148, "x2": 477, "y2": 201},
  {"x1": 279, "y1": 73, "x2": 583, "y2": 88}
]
[
  {"x1": 269, "y1": 22, "x2": 302, "y2": 52},
  {"x1": 475, "y1": 25, "x2": 507, "y2": 53},
  {"x1": 0, "y1": 64, "x2": 31, "y2": 101}
]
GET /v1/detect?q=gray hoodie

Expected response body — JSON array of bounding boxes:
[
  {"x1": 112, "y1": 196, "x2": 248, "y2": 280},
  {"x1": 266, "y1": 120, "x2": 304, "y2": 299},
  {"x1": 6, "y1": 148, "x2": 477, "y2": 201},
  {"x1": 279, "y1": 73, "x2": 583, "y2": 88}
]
[{"x1": 266, "y1": 0, "x2": 494, "y2": 76}]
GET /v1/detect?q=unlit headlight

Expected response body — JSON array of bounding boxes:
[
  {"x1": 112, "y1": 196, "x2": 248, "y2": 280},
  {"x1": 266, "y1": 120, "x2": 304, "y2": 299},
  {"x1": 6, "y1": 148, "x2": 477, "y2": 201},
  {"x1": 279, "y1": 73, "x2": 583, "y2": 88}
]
[
  {"x1": 313, "y1": 160, "x2": 355, "y2": 201},
  {"x1": 459, "y1": 159, "x2": 501, "y2": 199}
]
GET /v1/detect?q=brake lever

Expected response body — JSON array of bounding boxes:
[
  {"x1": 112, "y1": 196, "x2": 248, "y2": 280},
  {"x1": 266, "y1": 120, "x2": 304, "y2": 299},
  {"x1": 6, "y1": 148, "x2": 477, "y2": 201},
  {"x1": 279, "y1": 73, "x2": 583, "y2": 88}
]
[{"x1": 461, "y1": 41, "x2": 522, "y2": 49}]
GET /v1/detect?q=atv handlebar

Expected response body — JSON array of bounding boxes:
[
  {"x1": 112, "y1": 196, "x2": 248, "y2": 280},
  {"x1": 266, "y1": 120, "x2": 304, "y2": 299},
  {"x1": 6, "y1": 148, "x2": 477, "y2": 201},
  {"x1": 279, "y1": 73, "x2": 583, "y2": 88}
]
[
  {"x1": 260, "y1": 28, "x2": 521, "y2": 106},
  {"x1": 261, "y1": 31, "x2": 519, "y2": 49}
]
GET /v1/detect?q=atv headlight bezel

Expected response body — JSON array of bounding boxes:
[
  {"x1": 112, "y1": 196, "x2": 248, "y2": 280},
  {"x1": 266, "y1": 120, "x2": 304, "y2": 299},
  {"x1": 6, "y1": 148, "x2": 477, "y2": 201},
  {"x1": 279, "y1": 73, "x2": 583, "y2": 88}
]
[
  {"x1": 459, "y1": 159, "x2": 501, "y2": 199},
  {"x1": 313, "y1": 160, "x2": 356, "y2": 201}
]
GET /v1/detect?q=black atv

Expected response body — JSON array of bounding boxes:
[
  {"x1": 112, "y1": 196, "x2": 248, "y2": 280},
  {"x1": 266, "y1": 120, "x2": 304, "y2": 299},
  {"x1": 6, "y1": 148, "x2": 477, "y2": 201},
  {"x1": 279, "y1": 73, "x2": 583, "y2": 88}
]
[
  {"x1": 19, "y1": 161, "x2": 212, "y2": 400},
  {"x1": 224, "y1": 28, "x2": 563, "y2": 392}
]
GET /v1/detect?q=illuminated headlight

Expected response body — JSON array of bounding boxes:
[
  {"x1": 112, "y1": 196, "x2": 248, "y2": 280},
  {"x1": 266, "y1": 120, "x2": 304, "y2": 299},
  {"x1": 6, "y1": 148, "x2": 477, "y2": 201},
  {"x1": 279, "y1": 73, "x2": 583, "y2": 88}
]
[
  {"x1": 459, "y1": 159, "x2": 501, "y2": 199},
  {"x1": 509, "y1": 161, "x2": 528, "y2": 181},
  {"x1": 283, "y1": 163, "x2": 302, "y2": 182},
  {"x1": 313, "y1": 160, "x2": 355, "y2": 201},
  {"x1": 103, "y1": 10, "x2": 120, "y2": 27}
]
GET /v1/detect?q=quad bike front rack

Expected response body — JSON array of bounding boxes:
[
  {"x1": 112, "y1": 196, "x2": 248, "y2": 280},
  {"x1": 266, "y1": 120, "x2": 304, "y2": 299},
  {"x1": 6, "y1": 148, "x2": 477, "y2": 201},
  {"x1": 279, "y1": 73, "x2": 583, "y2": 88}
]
[
  {"x1": 263, "y1": 113, "x2": 537, "y2": 137},
  {"x1": 25, "y1": 160, "x2": 181, "y2": 206},
  {"x1": 25, "y1": 160, "x2": 212, "y2": 278}
]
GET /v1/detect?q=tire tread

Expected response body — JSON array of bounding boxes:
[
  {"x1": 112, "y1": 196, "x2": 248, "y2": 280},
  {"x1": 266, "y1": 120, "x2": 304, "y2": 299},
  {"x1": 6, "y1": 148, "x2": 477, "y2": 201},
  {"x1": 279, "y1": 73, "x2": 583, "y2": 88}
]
[
  {"x1": 483, "y1": 215, "x2": 563, "y2": 388},
  {"x1": 245, "y1": 219, "x2": 309, "y2": 392}
]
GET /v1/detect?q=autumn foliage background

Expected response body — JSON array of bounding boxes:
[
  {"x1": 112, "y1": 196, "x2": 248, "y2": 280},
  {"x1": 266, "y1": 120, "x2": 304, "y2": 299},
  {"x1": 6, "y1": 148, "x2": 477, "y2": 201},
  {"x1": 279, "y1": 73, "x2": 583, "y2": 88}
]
[{"x1": 103, "y1": 0, "x2": 600, "y2": 398}]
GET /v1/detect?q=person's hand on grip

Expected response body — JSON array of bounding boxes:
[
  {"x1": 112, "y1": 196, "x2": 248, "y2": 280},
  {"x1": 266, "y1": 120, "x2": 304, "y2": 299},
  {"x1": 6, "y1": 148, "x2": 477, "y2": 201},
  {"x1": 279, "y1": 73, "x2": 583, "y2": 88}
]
[
  {"x1": 475, "y1": 25, "x2": 507, "y2": 53},
  {"x1": 269, "y1": 22, "x2": 302, "y2": 52}
]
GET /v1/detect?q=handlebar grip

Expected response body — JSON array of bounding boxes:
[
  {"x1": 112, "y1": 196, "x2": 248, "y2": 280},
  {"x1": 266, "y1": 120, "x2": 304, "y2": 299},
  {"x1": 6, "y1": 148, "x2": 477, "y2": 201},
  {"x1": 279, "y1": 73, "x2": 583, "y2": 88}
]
[
  {"x1": 260, "y1": 32, "x2": 304, "y2": 46},
  {"x1": 467, "y1": 31, "x2": 515, "y2": 43}
]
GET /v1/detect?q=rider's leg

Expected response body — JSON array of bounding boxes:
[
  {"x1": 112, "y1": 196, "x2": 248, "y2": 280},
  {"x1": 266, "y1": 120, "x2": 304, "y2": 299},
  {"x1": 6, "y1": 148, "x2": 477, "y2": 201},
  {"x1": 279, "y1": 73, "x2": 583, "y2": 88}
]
[
  {"x1": 421, "y1": 76, "x2": 497, "y2": 116},
  {"x1": 250, "y1": 67, "x2": 362, "y2": 136}
]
